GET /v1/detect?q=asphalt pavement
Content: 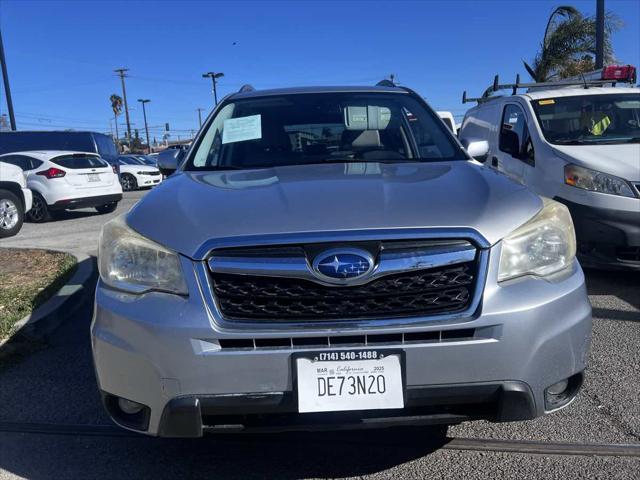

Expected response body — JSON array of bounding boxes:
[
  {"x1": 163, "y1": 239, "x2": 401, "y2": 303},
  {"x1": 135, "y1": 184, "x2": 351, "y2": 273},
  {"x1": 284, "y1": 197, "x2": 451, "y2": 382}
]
[
  {"x1": 0, "y1": 190, "x2": 146, "y2": 256},
  {"x1": 0, "y1": 191, "x2": 638, "y2": 479}
]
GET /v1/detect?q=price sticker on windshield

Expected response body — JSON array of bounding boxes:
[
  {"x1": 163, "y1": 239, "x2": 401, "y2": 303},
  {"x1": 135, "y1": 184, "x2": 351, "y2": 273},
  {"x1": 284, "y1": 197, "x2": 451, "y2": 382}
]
[{"x1": 222, "y1": 114, "x2": 262, "y2": 144}]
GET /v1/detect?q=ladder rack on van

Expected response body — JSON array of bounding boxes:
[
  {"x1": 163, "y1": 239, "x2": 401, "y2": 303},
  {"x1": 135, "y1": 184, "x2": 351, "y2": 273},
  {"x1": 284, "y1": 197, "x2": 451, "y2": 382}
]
[{"x1": 462, "y1": 65, "x2": 637, "y2": 104}]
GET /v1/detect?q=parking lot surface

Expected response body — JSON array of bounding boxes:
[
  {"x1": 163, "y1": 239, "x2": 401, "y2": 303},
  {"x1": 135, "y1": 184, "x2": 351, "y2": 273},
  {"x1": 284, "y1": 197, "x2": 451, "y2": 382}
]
[
  {"x1": 0, "y1": 190, "x2": 146, "y2": 256},
  {"x1": 0, "y1": 191, "x2": 638, "y2": 478}
]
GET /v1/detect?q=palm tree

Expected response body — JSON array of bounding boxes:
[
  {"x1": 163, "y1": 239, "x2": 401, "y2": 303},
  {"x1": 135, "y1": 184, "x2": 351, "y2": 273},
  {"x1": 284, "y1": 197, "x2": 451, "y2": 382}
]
[
  {"x1": 109, "y1": 94, "x2": 123, "y2": 149},
  {"x1": 524, "y1": 6, "x2": 621, "y2": 82},
  {"x1": 110, "y1": 94, "x2": 123, "y2": 116}
]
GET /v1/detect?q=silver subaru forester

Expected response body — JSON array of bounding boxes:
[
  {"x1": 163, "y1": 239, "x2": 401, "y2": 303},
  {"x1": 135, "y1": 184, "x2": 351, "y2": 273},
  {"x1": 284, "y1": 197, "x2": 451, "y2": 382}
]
[{"x1": 91, "y1": 85, "x2": 592, "y2": 437}]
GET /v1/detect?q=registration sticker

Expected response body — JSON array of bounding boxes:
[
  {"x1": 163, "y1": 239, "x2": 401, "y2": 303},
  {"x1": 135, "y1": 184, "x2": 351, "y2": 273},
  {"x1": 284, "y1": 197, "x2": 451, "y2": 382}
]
[
  {"x1": 222, "y1": 114, "x2": 262, "y2": 144},
  {"x1": 538, "y1": 99, "x2": 555, "y2": 105}
]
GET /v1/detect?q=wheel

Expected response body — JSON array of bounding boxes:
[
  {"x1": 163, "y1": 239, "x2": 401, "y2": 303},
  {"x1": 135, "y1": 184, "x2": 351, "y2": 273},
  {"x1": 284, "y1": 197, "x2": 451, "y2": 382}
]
[
  {"x1": 0, "y1": 189, "x2": 24, "y2": 238},
  {"x1": 26, "y1": 192, "x2": 52, "y2": 223},
  {"x1": 95, "y1": 202, "x2": 118, "y2": 214},
  {"x1": 120, "y1": 173, "x2": 138, "y2": 191}
]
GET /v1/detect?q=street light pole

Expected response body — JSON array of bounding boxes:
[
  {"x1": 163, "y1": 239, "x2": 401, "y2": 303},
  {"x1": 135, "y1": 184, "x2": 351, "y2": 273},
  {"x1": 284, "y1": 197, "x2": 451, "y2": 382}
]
[
  {"x1": 114, "y1": 68, "x2": 132, "y2": 142},
  {"x1": 137, "y1": 99, "x2": 151, "y2": 154},
  {"x1": 196, "y1": 108, "x2": 205, "y2": 128},
  {"x1": 0, "y1": 27, "x2": 16, "y2": 130},
  {"x1": 202, "y1": 72, "x2": 224, "y2": 105}
]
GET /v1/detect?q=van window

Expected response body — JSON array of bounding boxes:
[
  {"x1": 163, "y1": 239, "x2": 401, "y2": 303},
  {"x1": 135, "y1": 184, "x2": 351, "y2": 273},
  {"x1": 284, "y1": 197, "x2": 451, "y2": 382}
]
[
  {"x1": 0, "y1": 132, "x2": 97, "y2": 155},
  {"x1": 499, "y1": 104, "x2": 534, "y2": 166},
  {"x1": 94, "y1": 134, "x2": 118, "y2": 161}
]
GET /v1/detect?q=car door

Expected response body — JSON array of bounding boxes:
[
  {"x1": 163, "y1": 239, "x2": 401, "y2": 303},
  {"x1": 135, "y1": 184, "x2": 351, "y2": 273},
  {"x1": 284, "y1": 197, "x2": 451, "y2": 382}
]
[{"x1": 493, "y1": 103, "x2": 535, "y2": 184}]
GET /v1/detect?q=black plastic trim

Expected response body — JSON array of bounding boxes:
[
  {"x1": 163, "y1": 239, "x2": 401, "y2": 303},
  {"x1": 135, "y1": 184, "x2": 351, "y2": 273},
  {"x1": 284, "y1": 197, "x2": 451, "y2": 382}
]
[
  {"x1": 50, "y1": 193, "x2": 122, "y2": 210},
  {"x1": 154, "y1": 381, "x2": 537, "y2": 437}
]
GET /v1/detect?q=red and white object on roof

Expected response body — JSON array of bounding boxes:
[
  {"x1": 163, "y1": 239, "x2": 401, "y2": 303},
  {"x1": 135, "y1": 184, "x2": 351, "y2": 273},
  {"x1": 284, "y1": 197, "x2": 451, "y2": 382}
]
[{"x1": 565, "y1": 64, "x2": 637, "y2": 84}]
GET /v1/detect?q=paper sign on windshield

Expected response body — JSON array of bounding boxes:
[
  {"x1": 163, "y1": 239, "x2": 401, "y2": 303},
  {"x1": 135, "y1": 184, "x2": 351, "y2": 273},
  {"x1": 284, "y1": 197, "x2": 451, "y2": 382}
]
[{"x1": 222, "y1": 115, "x2": 262, "y2": 144}]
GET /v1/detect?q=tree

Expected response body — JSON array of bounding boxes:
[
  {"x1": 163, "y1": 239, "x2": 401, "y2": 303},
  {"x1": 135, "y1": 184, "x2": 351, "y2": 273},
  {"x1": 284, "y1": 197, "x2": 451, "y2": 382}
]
[
  {"x1": 110, "y1": 94, "x2": 123, "y2": 116},
  {"x1": 524, "y1": 6, "x2": 621, "y2": 82}
]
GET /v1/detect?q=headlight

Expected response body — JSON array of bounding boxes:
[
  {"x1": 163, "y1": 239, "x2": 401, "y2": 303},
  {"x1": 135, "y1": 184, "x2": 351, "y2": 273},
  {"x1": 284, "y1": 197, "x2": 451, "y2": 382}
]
[
  {"x1": 564, "y1": 164, "x2": 636, "y2": 198},
  {"x1": 98, "y1": 216, "x2": 187, "y2": 295},
  {"x1": 498, "y1": 199, "x2": 576, "y2": 282}
]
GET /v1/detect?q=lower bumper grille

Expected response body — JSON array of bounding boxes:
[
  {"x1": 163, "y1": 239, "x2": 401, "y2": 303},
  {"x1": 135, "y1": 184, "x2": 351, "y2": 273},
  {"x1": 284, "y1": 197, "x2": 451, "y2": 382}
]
[
  {"x1": 616, "y1": 246, "x2": 640, "y2": 263},
  {"x1": 211, "y1": 261, "x2": 477, "y2": 322}
]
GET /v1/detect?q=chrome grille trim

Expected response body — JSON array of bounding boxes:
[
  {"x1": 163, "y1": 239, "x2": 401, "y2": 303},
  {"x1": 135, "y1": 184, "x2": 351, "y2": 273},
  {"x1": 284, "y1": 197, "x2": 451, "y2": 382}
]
[
  {"x1": 208, "y1": 242, "x2": 476, "y2": 287},
  {"x1": 194, "y1": 232, "x2": 489, "y2": 332}
]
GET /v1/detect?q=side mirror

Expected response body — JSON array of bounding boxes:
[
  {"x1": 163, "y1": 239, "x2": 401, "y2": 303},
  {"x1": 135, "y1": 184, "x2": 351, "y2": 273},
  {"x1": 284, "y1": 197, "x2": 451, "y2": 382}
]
[
  {"x1": 464, "y1": 140, "x2": 489, "y2": 162},
  {"x1": 157, "y1": 149, "x2": 180, "y2": 176},
  {"x1": 499, "y1": 129, "x2": 521, "y2": 158}
]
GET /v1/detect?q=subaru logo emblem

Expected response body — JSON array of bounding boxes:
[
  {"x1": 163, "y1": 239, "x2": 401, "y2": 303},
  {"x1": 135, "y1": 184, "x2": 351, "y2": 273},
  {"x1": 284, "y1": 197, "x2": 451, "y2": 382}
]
[{"x1": 312, "y1": 248, "x2": 375, "y2": 284}]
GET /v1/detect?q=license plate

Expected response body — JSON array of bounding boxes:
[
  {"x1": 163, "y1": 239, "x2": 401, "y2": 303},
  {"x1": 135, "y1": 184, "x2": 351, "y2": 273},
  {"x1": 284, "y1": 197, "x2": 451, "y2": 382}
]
[
  {"x1": 295, "y1": 350, "x2": 404, "y2": 413},
  {"x1": 87, "y1": 173, "x2": 100, "y2": 182}
]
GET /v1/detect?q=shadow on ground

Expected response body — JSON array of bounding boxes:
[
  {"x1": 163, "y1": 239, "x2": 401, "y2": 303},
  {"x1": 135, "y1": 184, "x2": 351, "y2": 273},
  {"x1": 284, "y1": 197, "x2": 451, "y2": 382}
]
[
  {"x1": 584, "y1": 269, "x2": 640, "y2": 322},
  {"x1": 1, "y1": 426, "x2": 448, "y2": 479}
]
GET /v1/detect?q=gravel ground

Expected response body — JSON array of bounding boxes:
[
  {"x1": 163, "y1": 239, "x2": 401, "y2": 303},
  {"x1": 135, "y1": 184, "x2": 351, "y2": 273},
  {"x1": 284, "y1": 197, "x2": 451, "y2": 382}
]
[{"x1": 0, "y1": 190, "x2": 638, "y2": 478}]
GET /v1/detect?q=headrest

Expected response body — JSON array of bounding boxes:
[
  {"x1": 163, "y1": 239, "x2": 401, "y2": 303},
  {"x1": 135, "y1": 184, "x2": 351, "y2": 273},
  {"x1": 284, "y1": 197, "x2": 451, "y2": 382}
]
[{"x1": 351, "y1": 130, "x2": 381, "y2": 149}]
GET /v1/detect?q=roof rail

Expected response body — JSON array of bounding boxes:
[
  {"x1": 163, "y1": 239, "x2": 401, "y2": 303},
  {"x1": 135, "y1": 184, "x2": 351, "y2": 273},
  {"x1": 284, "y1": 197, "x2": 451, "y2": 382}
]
[
  {"x1": 462, "y1": 73, "x2": 626, "y2": 105},
  {"x1": 238, "y1": 84, "x2": 255, "y2": 93},
  {"x1": 376, "y1": 79, "x2": 396, "y2": 87}
]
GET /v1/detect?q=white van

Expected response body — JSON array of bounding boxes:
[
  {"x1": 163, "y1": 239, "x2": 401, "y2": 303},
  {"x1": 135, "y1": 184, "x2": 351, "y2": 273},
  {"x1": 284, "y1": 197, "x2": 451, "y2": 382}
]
[
  {"x1": 459, "y1": 66, "x2": 640, "y2": 270},
  {"x1": 437, "y1": 111, "x2": 456, "y2": 133}
]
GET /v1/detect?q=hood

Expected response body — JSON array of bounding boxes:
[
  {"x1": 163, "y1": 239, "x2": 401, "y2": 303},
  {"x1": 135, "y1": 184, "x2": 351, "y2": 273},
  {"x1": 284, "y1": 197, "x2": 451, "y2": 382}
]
[
  {"x1": 552, "y1": 144, "x2": 640, "y2": 181},
  {"x1": 127, "y1": 161, "x2": 542, "y2": 259}
]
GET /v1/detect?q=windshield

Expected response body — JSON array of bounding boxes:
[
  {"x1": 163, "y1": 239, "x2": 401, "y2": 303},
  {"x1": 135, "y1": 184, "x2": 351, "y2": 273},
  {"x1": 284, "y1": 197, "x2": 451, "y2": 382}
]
[
  {"x1": 532, "y1": 93, "x2": 640, "y2": 145},
  {"x1": 186, "y1": 92, "x2": 466, "y2": 171}
]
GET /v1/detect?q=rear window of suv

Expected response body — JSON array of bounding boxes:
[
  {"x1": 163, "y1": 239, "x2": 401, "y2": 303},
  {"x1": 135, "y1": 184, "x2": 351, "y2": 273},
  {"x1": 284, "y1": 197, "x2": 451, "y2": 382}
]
[
  {"x1": 188, "y1": 91, "x2": 467, "y2": 171},
  {"x1": 51, "y1": 155, "x2": 109, "y2": 169}
]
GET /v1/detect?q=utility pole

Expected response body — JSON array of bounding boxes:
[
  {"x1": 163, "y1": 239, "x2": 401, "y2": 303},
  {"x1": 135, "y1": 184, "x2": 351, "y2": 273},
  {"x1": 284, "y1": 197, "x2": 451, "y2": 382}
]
[
  {"x1": 202, "y1": 72, "x2": 224, "y2": 105},
  {"x1": 114, "y1": 112, "x2": 119, "y2": 148},
  {"x1": 0, "y1": 28, "x2": 16, "y2": 130},
  {"x1": 114, "y1": 68, "x2": 132, "y2": 142},
  {"x1": 137, "y1": 99, "x2": 151, "y2": 154},
  {"x1": 595, "y1": 0, "x2": 605, "y2": 69},
  {"x1": 196, "y1": 107, "x2": 205, "y2": 128}
]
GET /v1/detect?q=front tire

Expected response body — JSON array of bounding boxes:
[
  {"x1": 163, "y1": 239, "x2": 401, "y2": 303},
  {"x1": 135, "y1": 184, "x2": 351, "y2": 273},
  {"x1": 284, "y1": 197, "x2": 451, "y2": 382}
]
[
  {"x1": 26, "y1": 192, "x2": 52, "y2": 223},
  {"x1": 0, "y1": 189, "x2": 24, "y2": 238},
  {"x1": 95, "y1": 202, "x2": 118, "y2": 214},
  {"x1": 120, "y1": 173, "x2": 138, "y2": 191}
]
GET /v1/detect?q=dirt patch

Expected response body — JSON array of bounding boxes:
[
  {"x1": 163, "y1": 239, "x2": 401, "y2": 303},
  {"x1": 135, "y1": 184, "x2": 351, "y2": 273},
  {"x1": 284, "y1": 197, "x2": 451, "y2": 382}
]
[{"x1": 0, "y1": 248, "x2": 77, "y2": 340}]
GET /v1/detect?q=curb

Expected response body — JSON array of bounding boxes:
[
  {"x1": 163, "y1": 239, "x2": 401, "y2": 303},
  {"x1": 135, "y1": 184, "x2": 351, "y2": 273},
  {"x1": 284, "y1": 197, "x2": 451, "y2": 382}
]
[{"x1": 0, "y1": 249, "x2": 97, "y2": 361}]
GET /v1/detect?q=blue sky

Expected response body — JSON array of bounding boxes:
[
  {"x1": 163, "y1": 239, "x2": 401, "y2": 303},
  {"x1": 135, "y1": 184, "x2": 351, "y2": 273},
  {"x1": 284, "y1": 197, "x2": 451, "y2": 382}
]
[{"x1": 1, "y1": 0, "x2": 639, "y2": 140}]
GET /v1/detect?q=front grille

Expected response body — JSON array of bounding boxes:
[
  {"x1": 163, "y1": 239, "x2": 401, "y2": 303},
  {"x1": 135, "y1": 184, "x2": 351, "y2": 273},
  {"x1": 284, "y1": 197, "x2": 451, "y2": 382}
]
[
  {"x1": 211, "y1": 261, "x2": 477, "y2": 322},
  {"x1": 616, "y1": 246, "x2": 640, "y2": 263},
  {"x1": 140, "y1": 171, "x2": 160, "y2": 176}
]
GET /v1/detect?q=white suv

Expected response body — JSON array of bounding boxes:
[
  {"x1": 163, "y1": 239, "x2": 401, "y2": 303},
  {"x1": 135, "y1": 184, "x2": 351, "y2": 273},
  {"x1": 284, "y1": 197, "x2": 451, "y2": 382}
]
[
  {"x1": 0, "y1": 161, "x2": 32, "y2": 238},
  {"x1": 0, "y1": 151, "x2": 122, "y2": 223}
]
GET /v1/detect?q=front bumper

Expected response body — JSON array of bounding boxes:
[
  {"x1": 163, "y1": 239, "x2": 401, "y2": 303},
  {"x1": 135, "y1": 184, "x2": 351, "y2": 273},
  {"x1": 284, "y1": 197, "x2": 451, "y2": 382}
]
[
  {"x1": 91, "y1": 248, "x2": 592, "y2": 437},
  {"x1": 555, "y1": 197, "x2": 640, "y2": 270},
  {"x1": 134, "y1": 173, "x2": 162, "y2": 187}
]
